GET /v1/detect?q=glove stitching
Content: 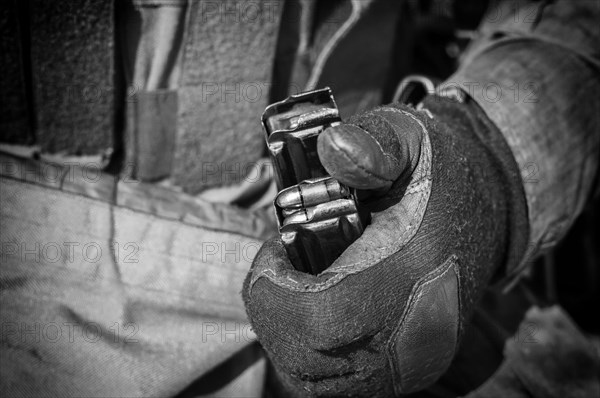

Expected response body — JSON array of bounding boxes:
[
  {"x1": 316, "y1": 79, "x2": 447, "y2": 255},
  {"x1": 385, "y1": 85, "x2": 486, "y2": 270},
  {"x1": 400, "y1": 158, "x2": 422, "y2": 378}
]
[
  {"x1": 374, "y1": 107, "x2": 432, "y2": 187},
  {"x1": 387, "y1": 254, "x2": 460, "y2": 395},
  {"x1": 357, "y1": 112, "x2": 403, "y2": 173}
]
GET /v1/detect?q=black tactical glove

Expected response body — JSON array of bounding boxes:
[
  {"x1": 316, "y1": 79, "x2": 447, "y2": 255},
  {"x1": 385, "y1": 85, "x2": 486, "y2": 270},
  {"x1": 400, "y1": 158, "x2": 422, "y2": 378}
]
[{"x1": 243, "y1": 95, "x2": 529, "y2": 397}]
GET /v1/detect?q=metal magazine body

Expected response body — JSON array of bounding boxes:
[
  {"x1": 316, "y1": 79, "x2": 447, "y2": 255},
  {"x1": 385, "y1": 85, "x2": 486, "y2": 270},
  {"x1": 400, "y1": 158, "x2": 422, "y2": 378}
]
[{"x1": 263, "y1": 88, "x2": 368, "y2": 274}]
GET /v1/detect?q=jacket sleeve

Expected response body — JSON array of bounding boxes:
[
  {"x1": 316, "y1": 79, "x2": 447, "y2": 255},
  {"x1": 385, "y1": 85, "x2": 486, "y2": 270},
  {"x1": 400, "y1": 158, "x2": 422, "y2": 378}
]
[{"x1": 445, "y1": 0, "x2": 600, "y2": 277}]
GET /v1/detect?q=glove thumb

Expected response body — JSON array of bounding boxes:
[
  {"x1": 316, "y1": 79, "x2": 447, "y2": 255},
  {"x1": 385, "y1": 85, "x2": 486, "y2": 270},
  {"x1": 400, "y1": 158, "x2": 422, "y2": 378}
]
[{"x1": 317, "y1": 107, "x2": 424, "y2": 190}]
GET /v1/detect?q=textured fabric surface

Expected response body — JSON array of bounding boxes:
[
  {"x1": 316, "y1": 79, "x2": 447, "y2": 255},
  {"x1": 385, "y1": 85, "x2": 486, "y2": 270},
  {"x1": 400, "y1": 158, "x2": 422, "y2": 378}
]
[
  {"x1": 172, "y1": 0, "x2": 283, "y2": 194},
  {"x1": 0, "y1": 152, "x2": 277, "y2": 240},
  {"x1": 125, "y1": 90, "x2": 177, "y2": 181},
  {"x1": 304, "y1": 0, "x2": 402, "y2": 118},
  {"x1": 244, "y1": 98, "x2": 529, "y2": 396},
  {"x1": 447, "y1": 0, "x2": 600, "y2": 277},
  {"x1": 130, "y1": 3, "x2": 187, "y2": 90},
  {"x1": 0, "y1": 154, "x2": 276, "y2": 396},
  {"x1": 30, "y1": 0, "x2": 115, "y2": 154}
]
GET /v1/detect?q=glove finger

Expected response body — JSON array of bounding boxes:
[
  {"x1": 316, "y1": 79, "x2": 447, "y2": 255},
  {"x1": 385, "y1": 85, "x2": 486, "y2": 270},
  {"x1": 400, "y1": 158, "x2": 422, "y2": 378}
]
[
  {"x1": 317, "y1": 108, "x2": 423, "y2": 190},
  {"x1": 243, "y1": 238, "x2": 386, "y2": 351}
]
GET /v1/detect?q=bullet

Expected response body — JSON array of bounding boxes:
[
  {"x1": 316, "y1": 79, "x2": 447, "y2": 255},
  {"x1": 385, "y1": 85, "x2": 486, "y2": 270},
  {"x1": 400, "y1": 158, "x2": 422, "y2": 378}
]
[
  {"x1": 282, "y1": 210, "x2": 309, "y2": 226},
  {"x1": 276, "y1": 186, "x2": 304, "y2": 209},
  {"x1": 282, "y1": 206, "x2": 303, "y2": 217},
  {"x1": 288, "y1": 107, "x2": 339, "y2": 129},
  {"x1": 276, "y1": 178, "x2": 350, "y2": 209}
]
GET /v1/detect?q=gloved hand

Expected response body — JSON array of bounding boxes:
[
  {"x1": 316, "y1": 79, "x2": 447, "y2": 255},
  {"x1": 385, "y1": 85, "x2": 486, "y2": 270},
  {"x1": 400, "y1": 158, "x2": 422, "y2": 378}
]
[{"x1": 243, "y1": 95, "x2": 529, "y2": 397}]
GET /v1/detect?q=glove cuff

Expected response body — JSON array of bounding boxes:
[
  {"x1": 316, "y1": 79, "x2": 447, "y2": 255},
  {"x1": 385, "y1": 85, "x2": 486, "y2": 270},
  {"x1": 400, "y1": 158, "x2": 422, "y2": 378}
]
[{"x1": 421, "y1": 95, "x2": 530, "y2": 281}]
